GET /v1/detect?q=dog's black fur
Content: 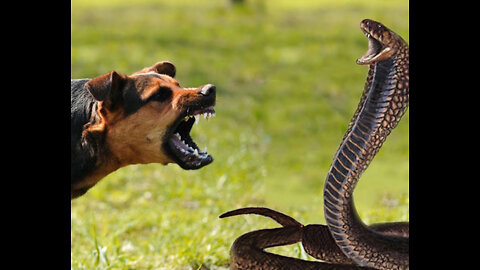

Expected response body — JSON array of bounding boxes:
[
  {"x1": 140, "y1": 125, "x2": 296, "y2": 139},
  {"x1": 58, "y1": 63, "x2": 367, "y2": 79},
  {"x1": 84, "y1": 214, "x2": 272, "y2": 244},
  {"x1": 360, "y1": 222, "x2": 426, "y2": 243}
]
[{"x1": 71, "y1": 79, "x2": 100, "y2": 194}]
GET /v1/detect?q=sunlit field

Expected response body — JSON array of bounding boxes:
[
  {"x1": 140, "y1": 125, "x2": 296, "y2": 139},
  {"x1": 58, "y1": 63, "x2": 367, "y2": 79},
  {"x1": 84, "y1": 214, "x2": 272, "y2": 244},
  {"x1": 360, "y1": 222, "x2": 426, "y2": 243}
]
[{"x1": 71, "y1": 0, "x2": 408, "y2": 268}]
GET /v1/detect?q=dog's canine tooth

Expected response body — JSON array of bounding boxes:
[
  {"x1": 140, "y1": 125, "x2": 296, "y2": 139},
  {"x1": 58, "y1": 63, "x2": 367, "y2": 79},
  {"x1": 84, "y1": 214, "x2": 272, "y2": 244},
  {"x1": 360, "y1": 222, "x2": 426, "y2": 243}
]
[
  {"x1": 193, "y1": 149, "x2": 199, "y2": 156},
  {"x1": 194, "y1": 115, "x2": 199, "y2": 124}
]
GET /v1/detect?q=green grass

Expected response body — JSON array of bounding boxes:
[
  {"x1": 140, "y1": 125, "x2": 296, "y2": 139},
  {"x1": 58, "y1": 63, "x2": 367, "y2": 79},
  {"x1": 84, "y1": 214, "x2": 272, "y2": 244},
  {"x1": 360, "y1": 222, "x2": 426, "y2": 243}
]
[{"x1": 71, "y1": 0, "x2": 409, "y2": 268}]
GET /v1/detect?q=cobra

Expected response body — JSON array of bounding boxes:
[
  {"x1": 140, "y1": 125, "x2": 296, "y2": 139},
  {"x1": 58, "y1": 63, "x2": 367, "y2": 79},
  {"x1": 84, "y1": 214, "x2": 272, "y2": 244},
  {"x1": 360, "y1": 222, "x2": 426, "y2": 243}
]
[{"x1": 220, "y1": 18, "x2": 409, "y2": 270}]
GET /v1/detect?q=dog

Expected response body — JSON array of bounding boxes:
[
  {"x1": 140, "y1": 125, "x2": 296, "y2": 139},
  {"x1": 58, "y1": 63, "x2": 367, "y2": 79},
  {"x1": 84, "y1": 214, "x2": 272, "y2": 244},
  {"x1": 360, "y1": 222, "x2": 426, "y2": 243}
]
[{"x1": 71, "y1": 61, "x2": 216, "y2": 199}]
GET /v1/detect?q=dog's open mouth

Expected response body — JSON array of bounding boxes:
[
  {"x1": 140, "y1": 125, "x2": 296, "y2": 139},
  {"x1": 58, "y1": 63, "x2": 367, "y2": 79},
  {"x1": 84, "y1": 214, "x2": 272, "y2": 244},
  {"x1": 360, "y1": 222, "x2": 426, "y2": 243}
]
[{"x1": 164, "y1": 106, "x2": 215, "y2": 169}]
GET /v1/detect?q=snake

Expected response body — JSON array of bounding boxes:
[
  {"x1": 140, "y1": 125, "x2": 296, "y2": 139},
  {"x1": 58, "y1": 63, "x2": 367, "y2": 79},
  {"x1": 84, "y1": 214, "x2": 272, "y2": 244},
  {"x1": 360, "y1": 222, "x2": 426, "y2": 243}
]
[{"x1": 220, "y1": 19, "x2": 409, "y2": 270}]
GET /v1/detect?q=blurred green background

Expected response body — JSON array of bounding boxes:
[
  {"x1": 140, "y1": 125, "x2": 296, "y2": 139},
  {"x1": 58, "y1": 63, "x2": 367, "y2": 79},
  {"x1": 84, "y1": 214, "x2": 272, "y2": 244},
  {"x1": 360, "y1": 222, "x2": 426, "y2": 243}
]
[{"x1": 71, "y1": 0, "x2": 408, "y2": 269}]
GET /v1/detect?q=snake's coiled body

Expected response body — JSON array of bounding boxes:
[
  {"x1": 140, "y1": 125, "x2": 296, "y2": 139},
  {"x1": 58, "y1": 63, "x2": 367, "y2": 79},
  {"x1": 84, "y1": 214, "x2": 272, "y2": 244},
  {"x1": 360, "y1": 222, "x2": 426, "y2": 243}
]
[{"x1": 220, "y1": 19, "x2": 409, "y2": 269}]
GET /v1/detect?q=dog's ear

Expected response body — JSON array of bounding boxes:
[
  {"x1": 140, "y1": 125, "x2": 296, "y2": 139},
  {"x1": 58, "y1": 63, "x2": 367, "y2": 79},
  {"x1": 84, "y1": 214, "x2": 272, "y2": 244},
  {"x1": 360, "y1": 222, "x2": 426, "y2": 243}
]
[
  {"x1": 132, "y1": 61, "x2": 176, "y2": 77},
  {"x1": 151, "y1": 61, "x2": 176, "y2": 77},
  {"x1": 85, "y1": 71, "x2": 128, "y2": 110}
]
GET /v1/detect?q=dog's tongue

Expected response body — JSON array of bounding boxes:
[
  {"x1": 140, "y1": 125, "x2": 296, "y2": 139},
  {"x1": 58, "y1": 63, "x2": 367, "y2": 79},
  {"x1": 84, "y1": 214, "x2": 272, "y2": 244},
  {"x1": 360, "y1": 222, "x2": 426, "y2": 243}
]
[
  {"x1": 169, "y1": 127, "x2": 209, "y2": 162},
  {"x1": 170, "y1": 133, "x2": 192, "y2": 153}
]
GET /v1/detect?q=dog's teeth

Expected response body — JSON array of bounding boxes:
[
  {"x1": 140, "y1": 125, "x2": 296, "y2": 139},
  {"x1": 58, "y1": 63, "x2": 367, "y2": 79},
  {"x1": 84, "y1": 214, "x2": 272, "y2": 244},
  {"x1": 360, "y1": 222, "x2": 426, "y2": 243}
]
[
  {"x1": 195, "y1": 115, "x2": 199, "y2": 124},
  {"x1": 184, "y1": 115, "x2": 195, "y2": 121},
  {"x1": 175, "y1": 133, "x2": 181, "y2": 140},
  {"x1": 193, "y1": 149, "x2": 199, "y2": 156}
]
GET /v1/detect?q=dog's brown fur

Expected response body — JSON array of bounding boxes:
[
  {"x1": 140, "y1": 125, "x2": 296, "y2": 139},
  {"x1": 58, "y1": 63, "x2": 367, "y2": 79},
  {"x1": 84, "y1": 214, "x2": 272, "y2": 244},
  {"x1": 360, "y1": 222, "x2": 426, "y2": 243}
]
[{"x1": 71, "y1": 61, "x2": 216, "y2": 199}]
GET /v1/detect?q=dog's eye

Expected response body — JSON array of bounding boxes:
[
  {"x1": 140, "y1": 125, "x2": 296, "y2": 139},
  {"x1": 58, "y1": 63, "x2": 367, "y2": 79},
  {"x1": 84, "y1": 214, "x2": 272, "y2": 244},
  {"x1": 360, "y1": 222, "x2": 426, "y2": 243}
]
[{"x1": 149, "y1": 86, "x2": 172, "y2": 102}]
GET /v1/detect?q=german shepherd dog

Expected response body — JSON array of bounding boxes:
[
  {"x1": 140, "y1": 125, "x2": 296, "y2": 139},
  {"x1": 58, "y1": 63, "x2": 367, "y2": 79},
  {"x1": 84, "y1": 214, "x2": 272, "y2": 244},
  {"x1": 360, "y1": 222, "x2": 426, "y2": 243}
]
[{"x1": 71, "y1": 61, "x2": 216, "y2": 199}]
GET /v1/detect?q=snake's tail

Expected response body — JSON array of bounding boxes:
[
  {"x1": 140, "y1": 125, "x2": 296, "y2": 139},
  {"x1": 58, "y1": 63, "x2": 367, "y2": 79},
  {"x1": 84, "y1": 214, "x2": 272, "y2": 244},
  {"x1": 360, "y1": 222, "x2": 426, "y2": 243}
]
[
  {"x1": 219, "y1": 207, "x2": 303, "y2": 227},
  {"x1": 230, "y1": 227, "x2": 363, "y2": 270}
]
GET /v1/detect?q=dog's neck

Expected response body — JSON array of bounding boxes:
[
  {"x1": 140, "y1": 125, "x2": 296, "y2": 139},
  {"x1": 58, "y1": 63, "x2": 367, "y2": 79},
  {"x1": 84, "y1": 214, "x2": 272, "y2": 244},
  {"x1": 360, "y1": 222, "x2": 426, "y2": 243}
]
[
  {"x1": 71, "y1": 80, "x2": 125, "y2": 198},
  {"x1": 71, "y1": 155, "x2": 121, "y2": 199}
]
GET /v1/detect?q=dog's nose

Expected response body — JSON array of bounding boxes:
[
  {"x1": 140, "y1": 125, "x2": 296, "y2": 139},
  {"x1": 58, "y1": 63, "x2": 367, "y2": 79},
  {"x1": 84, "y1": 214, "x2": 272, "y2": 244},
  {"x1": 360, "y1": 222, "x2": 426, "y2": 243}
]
[{"x1": 200, "y1": 84, "x2": 216, "y2": 96}]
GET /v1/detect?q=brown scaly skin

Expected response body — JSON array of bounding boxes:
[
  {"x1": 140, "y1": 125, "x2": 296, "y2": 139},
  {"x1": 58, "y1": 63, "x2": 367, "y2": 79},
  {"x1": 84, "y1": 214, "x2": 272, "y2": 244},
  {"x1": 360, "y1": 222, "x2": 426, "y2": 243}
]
[
  {"x1": 220, "y1": 207, "x2": 363, "y2": 270},
  {"x1": 220, "y1": 19, "x2": 409, "y2": 269},
  {"x1": 323, "y1": 18, "x2": 409, "y2": 270}
]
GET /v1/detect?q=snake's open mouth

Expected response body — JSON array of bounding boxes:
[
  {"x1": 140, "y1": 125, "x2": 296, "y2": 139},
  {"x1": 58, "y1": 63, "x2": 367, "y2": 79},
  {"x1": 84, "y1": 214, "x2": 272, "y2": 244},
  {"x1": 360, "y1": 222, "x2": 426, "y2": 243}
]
[
  {"x1": 164, "y1": 105, "x2": 215, "y2": 170},
  {"x1": 356, "y1": 19, "x2": 394, "y2": 65}
]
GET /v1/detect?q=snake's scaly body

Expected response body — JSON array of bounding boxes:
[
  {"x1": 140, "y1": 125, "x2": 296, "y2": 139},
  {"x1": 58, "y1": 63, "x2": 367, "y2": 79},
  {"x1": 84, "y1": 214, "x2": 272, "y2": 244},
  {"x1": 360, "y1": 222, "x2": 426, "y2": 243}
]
[
  {"x1": 220, "y1": 19, "x2": 409, "y2": 270},
  {"x1": 323, "y1": 19, "x2": 409, "y2": 269}
]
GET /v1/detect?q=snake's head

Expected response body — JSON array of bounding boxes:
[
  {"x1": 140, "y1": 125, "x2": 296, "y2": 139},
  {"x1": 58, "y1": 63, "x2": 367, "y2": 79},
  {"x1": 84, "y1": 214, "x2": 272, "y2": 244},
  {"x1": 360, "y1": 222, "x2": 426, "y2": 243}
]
[{"x1": 356, "y1": 19, "x2": 406, "y2": 65}]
